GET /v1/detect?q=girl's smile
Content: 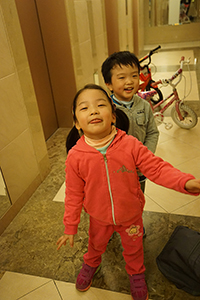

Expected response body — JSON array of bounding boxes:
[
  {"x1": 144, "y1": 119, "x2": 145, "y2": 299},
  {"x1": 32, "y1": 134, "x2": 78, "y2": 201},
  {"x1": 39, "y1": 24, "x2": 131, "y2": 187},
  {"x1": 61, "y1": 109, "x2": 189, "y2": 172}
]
[
  {"x1": 90, "y1": 118, "x2": 102, "y2": 124},
  {"x1": 75, "y1": 89, "x2": 116, "y2": 139}
]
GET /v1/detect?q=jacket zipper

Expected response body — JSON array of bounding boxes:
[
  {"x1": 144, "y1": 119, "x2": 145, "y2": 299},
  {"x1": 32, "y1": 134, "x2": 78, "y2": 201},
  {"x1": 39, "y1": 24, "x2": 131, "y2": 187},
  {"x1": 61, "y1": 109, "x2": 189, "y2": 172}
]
[{"x1": 103, "y1": 154, "x2": 116, "y2": 225}]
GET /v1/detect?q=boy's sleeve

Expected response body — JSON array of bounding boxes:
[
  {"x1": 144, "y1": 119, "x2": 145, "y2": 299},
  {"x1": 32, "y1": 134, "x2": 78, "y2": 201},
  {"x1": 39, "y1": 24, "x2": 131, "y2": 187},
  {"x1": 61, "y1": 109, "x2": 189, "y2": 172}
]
[
  {"x1": 63, "y1": 155, "x2": 85, "y2": 235},
  {"x1": 143, "y1": 104, "x2": 159, "y2": 153}
]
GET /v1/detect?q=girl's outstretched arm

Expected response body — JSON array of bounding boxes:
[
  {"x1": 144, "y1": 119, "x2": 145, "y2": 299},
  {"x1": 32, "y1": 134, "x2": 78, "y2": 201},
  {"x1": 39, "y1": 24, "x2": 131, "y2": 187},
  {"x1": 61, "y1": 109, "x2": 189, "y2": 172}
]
[
  {"x1": 56, "y1": 234, "x2": 74, "y2": 250},
  {"x1": 185, "y1": 179, "x2": 200, "y2": 194}
]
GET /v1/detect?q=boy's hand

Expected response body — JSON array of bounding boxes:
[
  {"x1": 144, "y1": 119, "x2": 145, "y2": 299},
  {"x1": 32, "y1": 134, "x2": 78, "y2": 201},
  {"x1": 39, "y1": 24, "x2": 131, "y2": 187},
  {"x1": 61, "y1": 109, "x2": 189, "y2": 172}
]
[
  {"x1": 185, "y1": 179, "x2": 200, "y2": 194},
  {"x1": 56, "y1": 234, "x2": 74, "y2": 250}
]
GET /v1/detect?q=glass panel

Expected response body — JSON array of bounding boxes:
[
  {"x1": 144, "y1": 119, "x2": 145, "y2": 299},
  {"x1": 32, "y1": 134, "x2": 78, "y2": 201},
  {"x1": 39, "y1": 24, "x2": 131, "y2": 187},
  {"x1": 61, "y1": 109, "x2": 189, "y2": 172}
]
[{"x1": 149, "y1": 0, "x2": 200, "y2": 27}]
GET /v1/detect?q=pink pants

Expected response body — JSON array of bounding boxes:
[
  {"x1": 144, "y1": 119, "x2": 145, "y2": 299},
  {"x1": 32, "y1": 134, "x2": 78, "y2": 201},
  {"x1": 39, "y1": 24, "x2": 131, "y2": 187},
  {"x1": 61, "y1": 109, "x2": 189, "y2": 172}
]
[{"x1": 83, "y1": 216, "x2": 145, "y2": 275}]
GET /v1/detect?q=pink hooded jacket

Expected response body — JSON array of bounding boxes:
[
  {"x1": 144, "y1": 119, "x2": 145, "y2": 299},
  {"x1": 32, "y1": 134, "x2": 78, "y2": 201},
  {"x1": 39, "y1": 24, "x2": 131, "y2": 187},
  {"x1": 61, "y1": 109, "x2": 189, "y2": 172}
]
[{"x1": 63, "y1": 130, "x2": 196, "y2": 234}]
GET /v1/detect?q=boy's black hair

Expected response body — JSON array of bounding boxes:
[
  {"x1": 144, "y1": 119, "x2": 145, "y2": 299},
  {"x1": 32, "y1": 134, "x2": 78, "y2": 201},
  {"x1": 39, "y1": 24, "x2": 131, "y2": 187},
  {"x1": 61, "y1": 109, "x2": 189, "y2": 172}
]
[
  {"x1": 101, "y1": 51, "x2": 140, "y2": 84},
  {"x1": 66, "y1": 108, "x2": 129, "y2": 153}
]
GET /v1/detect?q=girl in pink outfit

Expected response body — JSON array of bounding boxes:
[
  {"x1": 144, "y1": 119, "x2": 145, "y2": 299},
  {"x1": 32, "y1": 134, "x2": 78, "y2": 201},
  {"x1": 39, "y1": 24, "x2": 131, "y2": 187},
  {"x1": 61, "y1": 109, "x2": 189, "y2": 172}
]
[{"x1": 57, "y1": 84, "x2": 200, "y2": 300}]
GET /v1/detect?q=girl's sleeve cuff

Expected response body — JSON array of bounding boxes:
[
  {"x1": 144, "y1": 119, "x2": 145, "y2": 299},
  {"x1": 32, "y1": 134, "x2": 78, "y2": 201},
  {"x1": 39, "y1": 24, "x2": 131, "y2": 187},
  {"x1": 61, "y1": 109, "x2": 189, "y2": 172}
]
[{"x1": 64, "y1": 225, "x2": 78, "y2": 235}]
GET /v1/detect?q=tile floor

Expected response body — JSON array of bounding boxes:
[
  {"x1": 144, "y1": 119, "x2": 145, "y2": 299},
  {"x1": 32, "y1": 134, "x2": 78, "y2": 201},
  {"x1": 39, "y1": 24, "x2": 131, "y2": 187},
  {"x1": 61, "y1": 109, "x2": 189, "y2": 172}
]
[
  {"x1": 0, "y1": 271, "x2": 131, "y2": 300},
  {"x1": 0, "y1": 46, "x2": 200, "y2": 300}
]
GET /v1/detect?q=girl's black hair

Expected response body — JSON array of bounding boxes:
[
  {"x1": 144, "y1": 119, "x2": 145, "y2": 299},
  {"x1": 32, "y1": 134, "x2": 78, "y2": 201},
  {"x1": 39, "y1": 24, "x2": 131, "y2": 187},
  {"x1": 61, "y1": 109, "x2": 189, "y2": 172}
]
[
  {"x1": 66, "y1": 108, "x2": 129, "y2": 153},
  {"x1": 101, "y1": 51, "x2": 140, "y2": 84},
  {"x1": 66, "y1": 126, "x2": 80, "y2": 153},
  {"x1": 115, "y1": 108, "x2": 129, "y2": 134},
  {"x1": 72, "y1": 83, "x2": 116, "y2": 123}
]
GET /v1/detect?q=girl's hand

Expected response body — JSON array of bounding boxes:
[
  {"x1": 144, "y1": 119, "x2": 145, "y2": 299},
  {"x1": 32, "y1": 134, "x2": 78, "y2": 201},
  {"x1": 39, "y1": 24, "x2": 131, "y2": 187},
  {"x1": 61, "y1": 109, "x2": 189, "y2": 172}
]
[
  {"x1": 185, "y1": 179, "x2": 200, "y2": 194},
  {"x1": 56, "y1": 234, "x2": 74, "y2": 250}
]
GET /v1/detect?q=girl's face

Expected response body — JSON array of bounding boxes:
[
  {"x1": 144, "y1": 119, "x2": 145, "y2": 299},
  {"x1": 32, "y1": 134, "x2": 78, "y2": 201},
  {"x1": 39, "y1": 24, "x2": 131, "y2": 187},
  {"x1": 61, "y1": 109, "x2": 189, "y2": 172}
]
[
  {"x1": 75, "y1": 89, "x2": 116, "y2": 140},
  {"x1": 106, "y1": 64, "x2": 139, "y2": 102}
]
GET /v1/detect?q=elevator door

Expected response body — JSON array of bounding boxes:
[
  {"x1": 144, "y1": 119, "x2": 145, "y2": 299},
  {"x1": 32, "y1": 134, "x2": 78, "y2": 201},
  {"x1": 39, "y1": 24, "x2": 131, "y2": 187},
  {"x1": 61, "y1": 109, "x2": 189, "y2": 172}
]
[{"x1": 15, "y1": 0, "x2": 58, "y2": 140}]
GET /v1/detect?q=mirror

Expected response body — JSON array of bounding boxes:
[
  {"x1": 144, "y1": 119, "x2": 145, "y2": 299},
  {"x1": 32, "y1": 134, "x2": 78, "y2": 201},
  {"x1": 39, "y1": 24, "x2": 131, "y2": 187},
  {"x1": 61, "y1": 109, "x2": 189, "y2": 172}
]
[
  {"x1": 0, "y1": 168, "x2": 12, "y2": 218},
  {"x1": 149, "y1": 0, "x2": 200, "y2": 27}
]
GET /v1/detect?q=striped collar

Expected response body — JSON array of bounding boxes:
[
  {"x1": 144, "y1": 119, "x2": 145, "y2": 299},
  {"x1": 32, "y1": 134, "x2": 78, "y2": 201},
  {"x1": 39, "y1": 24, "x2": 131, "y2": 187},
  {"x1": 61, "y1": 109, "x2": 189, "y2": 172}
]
[{"x1": 111, "y1": 94, "x2": 134, "y2": 109}]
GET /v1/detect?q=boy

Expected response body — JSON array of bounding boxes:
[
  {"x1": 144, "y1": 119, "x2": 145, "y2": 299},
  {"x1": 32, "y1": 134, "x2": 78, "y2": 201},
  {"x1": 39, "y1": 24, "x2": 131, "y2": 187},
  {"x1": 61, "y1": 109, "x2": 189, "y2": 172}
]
[{"x1": 101, "y1": 51, "x2": 159, "y2": 193}]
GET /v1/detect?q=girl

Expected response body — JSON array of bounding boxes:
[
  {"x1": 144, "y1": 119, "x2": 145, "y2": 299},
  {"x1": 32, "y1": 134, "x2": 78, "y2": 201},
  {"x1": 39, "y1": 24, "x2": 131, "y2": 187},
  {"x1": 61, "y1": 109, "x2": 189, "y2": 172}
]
[{"x1": 57, "y1": 84, "x2": 200, "y2": 300}]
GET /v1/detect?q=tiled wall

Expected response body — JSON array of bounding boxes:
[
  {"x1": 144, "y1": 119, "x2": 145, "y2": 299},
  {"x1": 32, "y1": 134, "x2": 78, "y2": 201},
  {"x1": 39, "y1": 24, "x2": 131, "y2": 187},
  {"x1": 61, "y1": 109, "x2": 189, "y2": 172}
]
[
  {"x1": 118, "y1": 0, "x2": 134, "y2": 52},
  {"x1": 0, "y1": 0, "x2": 50, "y2": 234},
  {"x1": 64, "y1": 0, "x2": 108, "y2": 89},
  {"x1": 64, "y1": 0, "x2": 137, "y2": 91}
]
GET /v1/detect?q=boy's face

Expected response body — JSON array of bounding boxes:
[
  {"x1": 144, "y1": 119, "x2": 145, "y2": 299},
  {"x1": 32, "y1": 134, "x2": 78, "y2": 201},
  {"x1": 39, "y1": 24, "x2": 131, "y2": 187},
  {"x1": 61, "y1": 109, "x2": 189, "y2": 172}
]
[{"x1": 106, "y1": 64, "x2": 139, "y2": 102}]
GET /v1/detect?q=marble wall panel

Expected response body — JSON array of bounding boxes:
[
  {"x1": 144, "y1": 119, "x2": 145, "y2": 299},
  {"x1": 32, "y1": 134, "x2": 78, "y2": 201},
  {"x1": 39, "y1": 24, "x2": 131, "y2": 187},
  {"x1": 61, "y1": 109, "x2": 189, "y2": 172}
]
[
  {"x1": 118, "y1": 0, "x2": 134, "y2": 52},
  {"x1": 0, "y1": 0, "x2": 50, "y2": 168},
  {"x1": 95, "y1": 33, "x2": 107, "y2": 65},
  {"x1": 0, "y1": 0, "x2": 50, "y2": 231},
  {"x1": 119, "y1": 26, "x2": 127, "y2": 51},
  {"x1": 65, "y1": 0, "x2": 79, "y2": 46},
  {"x1": 91, "y1": 0, "x2": 104, "y2": 38},
  {"x1": 65, "y1": 0, "x2": 108, "y2": 89},
  {"x1": 138, "y1": 0, "x2": 144, "y2": 53},
  {"x1": 0, "y1": 7, "x2": 15, "y2": 78},
  {"x1": 127, "y1": 0, "x2": 133, "y2": 53},
  {"x1": 92, "y1": 2, "x2": 107, "y2": 61},
  {"x1": 128, "y1": 26, "x2": 134, "y2": 53},
  {"x1": 78, "y1": 40, "x2": 94, "y2": 88},
  {"x1": 87, "y1": 1, "x2": 97, "y2": 60},
  {"x1": 0, "y1": 129, "x2": 40, "y2": 204},
  {"x1": 94, "y1": 33, "x2": 108, "y2": 86},
  {"x1": 0, "y1": 73, "x2": 29, "y2": 151},
  {"x1": 0, "y1": 0, "x2": 29, "y2": 72},
  {"x1": 74, "y1": 0, "x2": 90, "y2": 45},
  {"x1": 17, "y1": 67, "x2": 48, "y2": 163},
  {"x1": 118, "y1": 0, "x2": 126, "y2": 51}
]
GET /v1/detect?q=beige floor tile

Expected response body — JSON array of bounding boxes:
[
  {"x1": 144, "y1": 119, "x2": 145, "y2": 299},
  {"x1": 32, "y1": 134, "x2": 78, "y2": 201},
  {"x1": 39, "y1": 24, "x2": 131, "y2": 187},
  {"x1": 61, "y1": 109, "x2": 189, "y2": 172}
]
[
  {"x1": 175, "y1": 156, "x2": 200, "y2": 178},
  {"x1": 145, "y1": 180, "x2": 197, "y2": 213},
  {"x1": 145, "y1": 117, "x2": 200, "y2": 214},
  {"x1": 151, "y1": 50, "x2": 194, "y2": 66},
  {"x1": 55, "y1": 280, "x2": 131, "y2": 300},
  {"x1": 158, "y1": 117, "x2": 187, "y2": 135},
  {"x1": 172, "y1": 196, "x2": 200, "y2": 217},
  {"x1": 0, "y1": 272, "x2": 52, "y2": 300},
  {"x1": 157, "y1": 130, "x2": 174, "y2": 144},
  {"x1": 162, "y1": 123, "x2": 200, "y2": 151},
  {"x1": 20, "y1": 281, "x2": 61, "y2": 300},
  {"x1": 144, "y1": 194, "x2": 168, "y2": 213},
  {"x1": 0, "y1": 272, "x2": 154, "y2": 300},
  {"x1": 158, "y1": 117, "x2": 200, "y2": 140},
  {"x1": 154, "y1": 138, "x2": 200, "y2": 167},
  {"x1": 175, "y1": 133, "x2": 200, "y2": 151},
  {"x1": 53, "y1": 182, "x2": 65, "y2": 202}
]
